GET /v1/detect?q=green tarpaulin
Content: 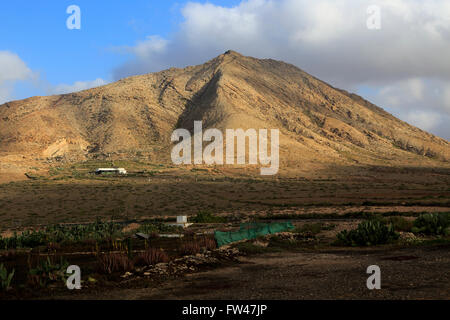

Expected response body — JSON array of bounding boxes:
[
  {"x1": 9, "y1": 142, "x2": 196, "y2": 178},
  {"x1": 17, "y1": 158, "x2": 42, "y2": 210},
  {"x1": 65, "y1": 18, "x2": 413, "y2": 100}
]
[{"x1": 214, "y1": 221, "x2": 294, "y2": 247}]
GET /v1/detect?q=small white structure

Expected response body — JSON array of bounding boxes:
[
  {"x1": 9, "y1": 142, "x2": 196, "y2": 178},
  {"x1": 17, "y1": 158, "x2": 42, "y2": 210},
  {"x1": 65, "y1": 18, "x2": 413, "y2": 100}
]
[
  {"x1": 95, "y1": 168, "x2": 127, "y2": 175},
  {"x1": 177, "y1": 216, "x2": 188, "y2": 224},
  {"x1": 168, "y1": 216, "x2": 192, "y2": 228}
]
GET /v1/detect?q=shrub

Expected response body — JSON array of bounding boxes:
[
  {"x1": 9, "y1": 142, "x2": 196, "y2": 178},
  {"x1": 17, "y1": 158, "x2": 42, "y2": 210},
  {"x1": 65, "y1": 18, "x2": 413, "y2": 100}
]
[
  {"x1": 0, "y1": 219, "x2": 122, "y2": 250},
  {"x1": 0, "y1": 264, "x2": 15, "y2": 291},
  {"x1": 412, "y1": 213, "x2": 450, "y2": 235},
  {"x1": 235, "y1": 242, "x2": 270, "y2": 255},
  {"x1": 294, "y1": 223, "x2": 335, "y2": 236},
  {"x1": 267, "y1": 236, "x2": 299, "y2": 249},
  {"x1": 136, "y1": 224, "x2": 159, "y2": 234},
  {"x1": 45, "y1": 218, "x2": 121, "y2": 242},
  {"x1": 336, "y1": 220, "x2": 399, "y2": 246},
  {"x1": 383, "y1": 216, "x2": 413, "y2": 232},
  {"x1": 0, "y1": 230, "x2": 47, "y2": 250},
  {"x1": 137, "y1": 222, "x2": 182, "y2": 235},
  {"x1": 179, "y1": 240, "x2": 201, "y2": 255},
  {"x1": 294, "y1": 223, "x2": 322, "y2": 235},
  {"x1": 97, "y1": 253, "x2": 134, "y2": 274},
  {"x1": 179, "y1": 236, "x2": 217, "y2": 255},
  {"x1": 199, "y1": 236, "x2": 217, "y2": 251},
  {"x1": 191, "y1": 210, "x2": 226, "y2": 223},
  {"x1": 134, "y1": 248, "x2": 169, "y2": 266},
  {"x1": 27, "y1": 256, "x2": 69, "y2": 288}
]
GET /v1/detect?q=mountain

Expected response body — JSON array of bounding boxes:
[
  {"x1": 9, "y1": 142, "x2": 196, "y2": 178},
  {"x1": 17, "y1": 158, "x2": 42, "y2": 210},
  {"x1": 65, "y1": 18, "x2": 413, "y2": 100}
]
[{"x1": 0, "y1": 50, "x2": 449, "y2": 180}]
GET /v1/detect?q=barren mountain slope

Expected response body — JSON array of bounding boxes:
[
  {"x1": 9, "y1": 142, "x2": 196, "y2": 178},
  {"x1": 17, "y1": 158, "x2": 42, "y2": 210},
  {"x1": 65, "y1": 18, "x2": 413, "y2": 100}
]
[{"x1": 0, "y1": 50, "x2": 449, "y2": 180}]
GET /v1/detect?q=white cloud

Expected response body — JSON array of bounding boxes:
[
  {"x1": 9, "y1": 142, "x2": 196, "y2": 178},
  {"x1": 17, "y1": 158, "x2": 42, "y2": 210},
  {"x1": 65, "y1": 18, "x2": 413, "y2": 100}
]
[
  {"x1": 49, "y1": 78, "x2": 108, "y2": 95},
  {"x1": 404, "y1": 110, "x2": 442, "y2": 131},
  {"x1": 113, "y1": 0, "x2": 450, "y2": 85},
  {"x1": 0, "y1": 51, "x2": 32, "y2": 84},
  {"x1": 443, "y1": 83, "x2": 450, "y2": 112},
  {"x1": 111, "y1": 0, "x2": 450, "y2": 140},
  {"x1": 0, "y1": 85, "x2": 13, "y2": 104},
  {"x1": 402, "y1": 110, "x2": 450, "y2": 139},
  {"x1": 369, "y1": 77, "x2": 450, "y2": 114},
  {"x1": 378, "y1": 78, "x2": 425, "y2": 107},
  {"x1": 0, "y1": 50, "x2": 107, "y2": 103},
  {"x1": 0, "y1": 51, "x2": 34, "y2": 103},
  {"x1": 362, "y1": 77, "x2": 450, "y2": 139}
]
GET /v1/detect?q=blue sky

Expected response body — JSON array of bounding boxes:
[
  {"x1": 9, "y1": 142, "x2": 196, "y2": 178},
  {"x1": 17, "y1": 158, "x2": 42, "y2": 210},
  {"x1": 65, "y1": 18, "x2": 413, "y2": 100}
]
[
  {"x1": 1, "y1": 0, "x2": 449, "y2": 139},
  {"x1": 0, "y1": 0, "x2": 238, "y2": 90}
]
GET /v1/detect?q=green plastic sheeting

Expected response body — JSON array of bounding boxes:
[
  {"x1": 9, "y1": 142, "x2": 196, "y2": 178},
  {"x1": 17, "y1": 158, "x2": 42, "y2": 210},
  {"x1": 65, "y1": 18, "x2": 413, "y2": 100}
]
[{"x1": 214, "y1": 221, "x2": 295, "y2": 247}]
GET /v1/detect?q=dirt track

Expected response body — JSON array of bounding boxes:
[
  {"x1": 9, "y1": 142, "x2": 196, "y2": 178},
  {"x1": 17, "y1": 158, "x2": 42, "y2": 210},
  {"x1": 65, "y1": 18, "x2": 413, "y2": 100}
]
[{"x1": 55, "y1": 244, "x2": 450, "y2": 300}]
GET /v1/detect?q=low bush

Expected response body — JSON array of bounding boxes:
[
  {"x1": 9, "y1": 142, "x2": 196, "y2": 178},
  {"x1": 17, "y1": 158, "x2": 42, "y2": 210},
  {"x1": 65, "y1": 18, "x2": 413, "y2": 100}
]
[
  {"x1": 179, "y1": 240, "x2": 201, "y2": 255},
  {"x1": 191, "y1": 211, "x2": 226, "y2": 223},
  {"x1": 199, "y1": 236, "x2": 218, "y2": 251},
  {"x1": 412, "y1": 213, "x2": 450, "y2": 235},
  {"x1": 235, "y1": 242, "x2": 272, "y2": 255},
  {"x1": 136, "y1": 222, "x2": 182, "y2": 235},
  {"x1": 97, "y1": 253, "x2": 134, "y2": 274},
  {"x1": 383, "y1": 216, "x2": 413, "y2": 232},
  {"x1": 294, "y1": 223, "x2": 336, "y2": 236},
  {"x1": 134, "y1": 248, "x2": 169, "y2": 266},
  {"x1": 27, "y1": 256, "x2": 69, "y2": 288},
  {"x1": 0, "y1": 264, "x2": 15, "y2": 291},
  {"x1": 336, "y1": 220, "x2": 399, "y2": 246},
  {"x1": 178, "y1": 236, "x2": 217, "y2": 255},
  {"x1": 267, "y1": 236, "x2": 299, "y2": 249},
  {"x1": 0, "y1": 218, "x2": 122, "y2": 250},
  {"x1": 0, "y1": 230, "x2": 47, "y2": 250}
]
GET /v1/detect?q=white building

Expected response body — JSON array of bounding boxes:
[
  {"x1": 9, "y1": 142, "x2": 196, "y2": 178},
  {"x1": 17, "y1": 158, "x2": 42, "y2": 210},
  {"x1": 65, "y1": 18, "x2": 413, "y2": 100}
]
[{"x1": 95, "y1": 168, "x2": 127, "y2": 175}]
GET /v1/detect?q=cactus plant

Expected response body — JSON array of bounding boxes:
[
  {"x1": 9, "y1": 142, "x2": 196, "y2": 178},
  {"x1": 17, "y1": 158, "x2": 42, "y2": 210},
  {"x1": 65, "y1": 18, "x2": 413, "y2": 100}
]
[
  {"x1": 336, "y1": 220, "x2": 399, "y2": 246},
  {"x1": 412, "y1": 213, "x2": 450, "y2": 235},
  {"x1": 0, "y1": 263, "x2": 15, "y2": 291}
]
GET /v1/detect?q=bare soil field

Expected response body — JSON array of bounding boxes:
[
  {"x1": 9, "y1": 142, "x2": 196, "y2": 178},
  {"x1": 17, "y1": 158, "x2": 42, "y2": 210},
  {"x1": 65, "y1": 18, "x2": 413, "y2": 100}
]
[
  {"x1": 0, "y1": 161, "x2": 449, "y2": 300},
  {"x1": 52, "y1": 244, "x2": 450, "y2": 300},
  {"x1": 0, "y1": 161, "x2": 449, "y2": 231}
]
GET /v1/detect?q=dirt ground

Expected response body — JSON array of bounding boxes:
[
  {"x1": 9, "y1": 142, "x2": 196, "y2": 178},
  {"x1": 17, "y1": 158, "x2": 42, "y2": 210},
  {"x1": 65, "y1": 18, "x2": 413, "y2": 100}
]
[
  {"x1": 52, "y1": 244, "x2": 450, "y2": 300},
  {"x1": 0, "y1": 163, "x2": 449, "y2": 231},
  {"x1": 1, "y1": 163, "x2": 449, "y2": 300}
]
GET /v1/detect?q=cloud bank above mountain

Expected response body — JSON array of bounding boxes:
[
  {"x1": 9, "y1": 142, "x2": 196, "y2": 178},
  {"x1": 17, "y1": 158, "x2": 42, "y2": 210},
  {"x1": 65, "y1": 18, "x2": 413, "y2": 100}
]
[
  {"x1": 49, "y1": 78, "x2": 108, "y2": 95},
  {"x1": 0, "y1": 51, "x2": 107, "y2": 103},
  {"x1": 0, "y1": 51, "x2": 34, "y2": 103},
  {"x1": 113, "y1": 0, "x2": 450, "y2": 140}
]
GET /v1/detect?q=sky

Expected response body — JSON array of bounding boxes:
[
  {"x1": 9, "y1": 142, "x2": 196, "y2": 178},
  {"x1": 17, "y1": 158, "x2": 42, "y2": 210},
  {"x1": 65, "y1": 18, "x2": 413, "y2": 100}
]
[{"x1": 1, "y1": 0, "x2": 449, "y2": 140}]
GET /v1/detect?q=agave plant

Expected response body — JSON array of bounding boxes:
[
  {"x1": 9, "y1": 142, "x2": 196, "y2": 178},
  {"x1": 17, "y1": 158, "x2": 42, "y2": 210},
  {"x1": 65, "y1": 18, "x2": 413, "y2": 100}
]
[
  {"x1": 28, "y1": 256, "x2": 69, "y2": 288},
  {"x1": 0, "y1": 219, "x2": 124, "y2": 250},
  {"x1": 412, "y1": 213, "x2": 450, "y2": 235},
  {"x1": 337, "y1": 220, "x2": 399, "y2": 246},
  {"x1": 0, "y1": 263, "x2": 15, "y2": 291}
]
